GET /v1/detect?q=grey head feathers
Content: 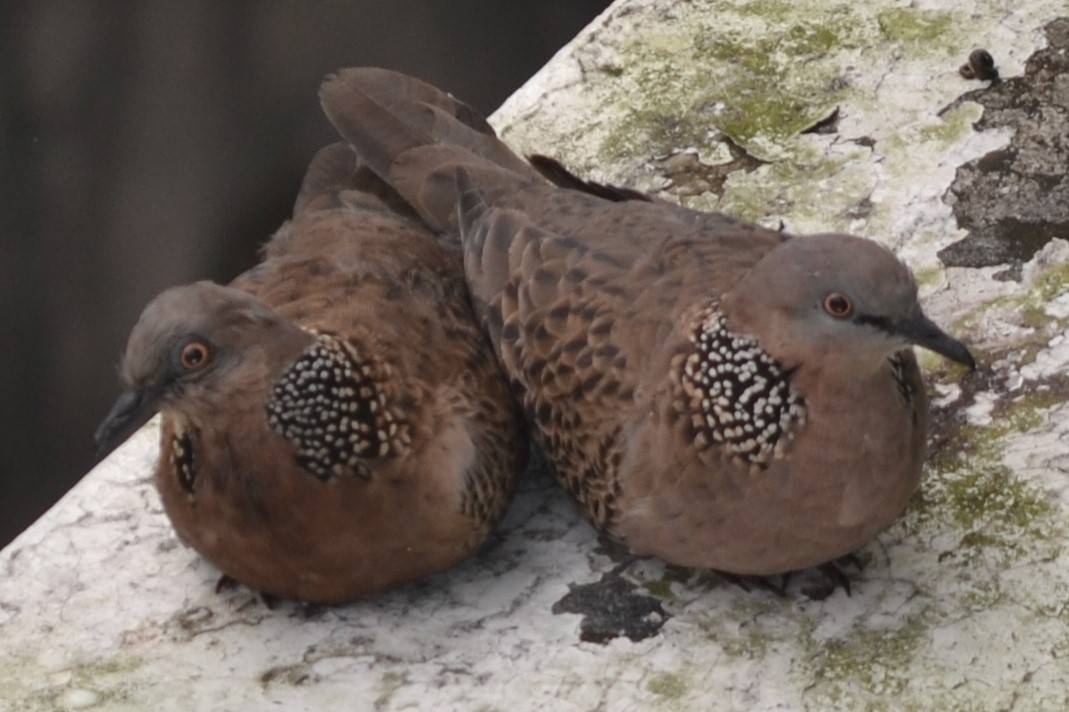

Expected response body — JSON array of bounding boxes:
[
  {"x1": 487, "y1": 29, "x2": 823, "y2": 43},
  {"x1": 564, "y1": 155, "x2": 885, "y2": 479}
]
[
  {"x1": 726, "y1": 234, "x2": 973, "y2": 370},
  {"x1": 119, "y1": 281, "x2": 283, "y2": 391},
  {"x1": 95, "y1": 281, "x2": 303, "y2": 453}
]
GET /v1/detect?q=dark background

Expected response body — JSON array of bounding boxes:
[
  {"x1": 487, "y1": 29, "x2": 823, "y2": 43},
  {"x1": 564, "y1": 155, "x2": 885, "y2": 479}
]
[{"x1": 1, "y1": 1, "x2": 610, "y2": 547}]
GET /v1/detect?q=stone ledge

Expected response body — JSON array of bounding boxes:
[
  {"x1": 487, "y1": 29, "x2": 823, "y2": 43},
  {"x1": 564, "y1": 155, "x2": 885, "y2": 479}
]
[{"x1": 4, "y1": 1, "x2": 1069, "y2": 709}]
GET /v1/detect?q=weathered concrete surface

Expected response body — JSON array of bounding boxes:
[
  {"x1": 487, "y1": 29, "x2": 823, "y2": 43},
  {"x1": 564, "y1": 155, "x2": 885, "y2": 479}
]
[
  {"x1": 939, "y1": 18, "x2": 1069, "y2": 270},
  {"x1": 4, "y1": 1, "x2": 1069, "y2": 710}
]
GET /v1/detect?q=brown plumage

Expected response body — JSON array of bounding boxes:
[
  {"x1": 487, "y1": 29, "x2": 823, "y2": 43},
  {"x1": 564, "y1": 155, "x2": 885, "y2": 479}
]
[
  {"x1": 94, "y1": 100, "x2": 526, "y2": 604},
  {"x1": 319, "y1": 67, "x2": 975, "y2": 577}
]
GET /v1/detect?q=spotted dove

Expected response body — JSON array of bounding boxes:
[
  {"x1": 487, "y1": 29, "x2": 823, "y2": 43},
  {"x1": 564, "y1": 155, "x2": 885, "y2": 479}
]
[
  {"x1": 319, "y1": 67, "x2": 975, "y2": 578},
  {"x1": 94, "y1": 95, "x2": 527, "y2": 604}
]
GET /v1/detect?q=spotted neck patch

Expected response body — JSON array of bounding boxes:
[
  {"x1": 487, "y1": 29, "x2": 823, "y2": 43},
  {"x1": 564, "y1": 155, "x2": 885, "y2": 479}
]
[
  {"x1": 169, "y1": 428, "x2": 196, "y2": 495},
  {"x1": 888, "y1": 351, "x2": 916, "y2": 406},
  {"x1": 679, "y1": 303, "x2": 806, "y2": 468},
  {"x1": 266, "y1": 332, "x2": 411, "y2": 480}
]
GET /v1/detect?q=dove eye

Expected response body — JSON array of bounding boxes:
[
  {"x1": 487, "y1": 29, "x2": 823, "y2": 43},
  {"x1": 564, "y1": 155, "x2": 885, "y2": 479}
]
[
  {"x1": 823, "y1": 293, "x2": 853, "y2": 319},
  {"x1": 178, "y1": 339, "x2": 212, "y2": 370}
]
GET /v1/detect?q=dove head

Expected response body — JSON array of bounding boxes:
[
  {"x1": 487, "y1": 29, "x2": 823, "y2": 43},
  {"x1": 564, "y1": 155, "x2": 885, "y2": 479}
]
[
  {"x1": 725, "y1": 233, "x2": 974, "y2": 372},
  {"x1": 94, "y1": 282, "x2": 306, "y2": 455}
]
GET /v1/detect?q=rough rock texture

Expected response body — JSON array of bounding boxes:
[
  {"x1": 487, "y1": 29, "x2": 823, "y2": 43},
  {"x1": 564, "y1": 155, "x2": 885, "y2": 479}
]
[
  {"x1": 939, "y1": 18, "x2": 1069, "y2": 270},
  {"x1": 4, "y1": 1, "x2": 1069, "y2": 710}
]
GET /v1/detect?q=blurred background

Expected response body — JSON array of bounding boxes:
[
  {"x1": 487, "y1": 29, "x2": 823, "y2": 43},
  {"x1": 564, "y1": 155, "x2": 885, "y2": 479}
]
[{"x1": 0, "y1": 1, "x2": 611, "y2": 547}]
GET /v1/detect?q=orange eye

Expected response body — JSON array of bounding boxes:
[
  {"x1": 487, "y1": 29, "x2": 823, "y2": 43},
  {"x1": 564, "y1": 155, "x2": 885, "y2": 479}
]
[
  {"x1": 823, "y1": 293, "x2": 853, "y2": 319},
  {"x1": 179, "y1": 340, "x2": 211, "y2": 370}
]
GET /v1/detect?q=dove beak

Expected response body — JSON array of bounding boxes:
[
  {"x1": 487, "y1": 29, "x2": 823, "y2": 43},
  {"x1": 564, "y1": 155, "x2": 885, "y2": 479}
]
[
  {"x1": 94, "y1": 385, "x2": 165, "y2": 457},
  {"x1": 896, "y1": 314, "x2": 976, "y2": 370}
]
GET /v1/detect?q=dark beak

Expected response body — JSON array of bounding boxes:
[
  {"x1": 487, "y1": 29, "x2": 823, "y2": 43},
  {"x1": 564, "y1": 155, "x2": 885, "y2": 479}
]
[
  {"x1": 896, "y1": 314, "x2": 976, "y2": 370},
  {"x1": 94, "y1": 386, "x2": 164, "y2": 457}
]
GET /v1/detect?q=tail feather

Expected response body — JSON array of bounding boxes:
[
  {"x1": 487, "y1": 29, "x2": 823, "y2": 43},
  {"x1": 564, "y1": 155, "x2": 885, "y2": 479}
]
[
  {"x1": 527, "y1": 154, "x2": 651, "y2": 203},
  {"x1": 318, "y1": 67, "x2": 540, "y2": 232},
  {"x1": 329, "y1": 67, "x2": 493, "y2": 135},
  {"x1": 293, "y1": 142, "x2": 356, "y2": 216},
  {"x1": 293, "y1": 141, "x2": 420, "y2": 222},
  {"x1": 319, "y1": 72, "x2": 432, "y2": 186}
]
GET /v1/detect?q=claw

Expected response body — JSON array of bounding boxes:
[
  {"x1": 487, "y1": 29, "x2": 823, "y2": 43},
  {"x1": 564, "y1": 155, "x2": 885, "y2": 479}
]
[
  {"x1": 755, "y1": 574, "x2": 790, "y2": 597},
  {"x1": 818, "y1": 562, "x2": 853, "y2": 596},
  {"x1": 713, "y1": 571, "x2": 791, "y2": 596},
  {"x1": 716, "y1": 553, "x2": 861, "y2": 599},
  {"x1": 837, "y1": 552, "x2": 865, "y2": 572},
  {"x1": 714, "y1": 570, "x2": 751, "y2": 592},
  {"x1": 215, "y1": 574, "x2": 238, "y2": 594},
  {"x1": 607, "y1": 555, "x2": 641, "y2": 578}
]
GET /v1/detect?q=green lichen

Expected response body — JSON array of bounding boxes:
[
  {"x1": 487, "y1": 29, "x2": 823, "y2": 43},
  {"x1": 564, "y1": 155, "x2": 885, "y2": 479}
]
[
  {"x1": 734, "y1": 0, "x2": 795, "y2": 23},
  {"x1": 594, "y1": 1, "x2": 967, "y2": 174},
  {"x1": 635, "y1": 562, "x2": 699, "y2": 602},
  {"x1": 647, "y1": 672, "x2": 687, "y2": 700},
  {"x1": 1021, "y1": 302, "x2": 1051, "y2": 328},
  {"x1": 597, "y1": 2, "x2": 864, "y2": 163},
  {"x1": 876, "y1": 7, "x2": 957, "y2": 46},
  {"x1": 920, "y1": 452, "x2": 1053, "y2": 536},
  {"x1": 1032, "y1": 261, "x2": 1069, "y2": 302},
  {"x1": 719, "y1": 153, "x2": 859, "y2": 224},
  {"x1": 913, "y1": 266, "x2": 944, "y2": 291},
  {"x1": 917, "y1": 103, "x2": 981, "y2": 144},
  {"x1": 717, "y1": 626, "x2": 775, "y2": 660},
  {"x1": 952, "y1": 257, "x2": 1069, "y2": 350},
  {"x1": 805, "y1": 613, "x2": 931, "y2": 702},
  {"x1": 908, "y1": 389, "x2": 1064, "y2": 568},
  {"x1": 917, "y1": 349, "x2": 969, "y2": 380},
  {"x1": 643, "y1": 577, "x2": 676, "y2": 601},
  {"x1": 59, "y1": 656, "x2": 143, "y2": 708},
  {"x1": 374, "y1": 671, "x2": 408, "y2": 711},
  {"x1": 798, "y1": 376, "x2": 1068, "y2": 703},
  {"x1": 0, "y1": 652, "x2": 145, "y2": 711},
  {"x1": 560, "y1": 0, "x2": 979, "y2": 241},
  {"x1": 959, "y1": 578, "x2": 1004, "y2": 610},
  {"x1": 695, "y1": 598, "x2": 785, "y2": 660},
  {"x1": 880, "y1": 103, "x2": 984, "y2": 189}
]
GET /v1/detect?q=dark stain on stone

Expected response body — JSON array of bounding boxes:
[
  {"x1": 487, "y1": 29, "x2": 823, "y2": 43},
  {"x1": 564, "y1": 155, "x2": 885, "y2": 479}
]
[
  {"x1": 938, "y1": 18, "x2": 1069, "y2": 270},
  {"x1": 552, "y1": 568, "x2": 671, "y2": 644},
  {"x1": 992, "y1": 263, "x2": 1024, "y2": 282}
]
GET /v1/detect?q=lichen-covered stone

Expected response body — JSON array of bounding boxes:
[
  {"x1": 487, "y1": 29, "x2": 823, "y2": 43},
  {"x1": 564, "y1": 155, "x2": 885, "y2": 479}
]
[{"x1": 939, "y1": 18, "x2": 1069, "y2": 269}]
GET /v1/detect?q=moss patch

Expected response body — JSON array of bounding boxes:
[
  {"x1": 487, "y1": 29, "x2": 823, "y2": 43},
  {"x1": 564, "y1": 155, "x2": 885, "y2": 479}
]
[
  {"x1": 647, "y1": 672, "x2": 687, "y2": 700},
  {"x1": 876, "y1": 7, "x2": 957, "y2": 46},
  {"x1": 574, "y1": 0, "x2": 979, "y2": 232},
  {"x1": 949, "y1": 257, "x2": 1069, "y2": 374},
  {"x1": 0, "y1": 651, "x2": 145, "y2": 711},
  {"x1": 909, "y1": 381, "x2": 1065, "y2": 565},
  {"x1": 718, "y1": 153, "x2": 861, "y2": 225},
  {"x1": 805, "y1": 613, "x2": 930, "y2": 703},
  {"x1": 597, "y1": 2, "x2": 867, "y2": 163},
  {"x1": 913, "y1": 266, "x2": 945, "y2": 291}
]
